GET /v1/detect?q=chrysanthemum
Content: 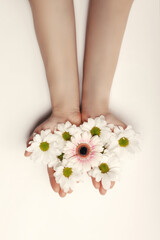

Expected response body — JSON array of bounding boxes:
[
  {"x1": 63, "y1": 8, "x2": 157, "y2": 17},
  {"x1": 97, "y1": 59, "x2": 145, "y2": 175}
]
[
  {"x1": 101, "y1": 143, "x2": 117, "y2": 158},
  {"x1": 48, "y1": 151, "x2": 66, "y2": 168},
  {"x1": 54, "y1": 121, "x2": 82, "y2": 142},
  {"x1": 63, "y1": 131, "x2": 103, "y2": 172},
  {"x1": 110, "y1": 125, "x2": 140, "y2": 154},
  {"x1": 26, "y1": 129, "x2": 62, "y2": 166},
  {"x1": 54, "y1": 162, "x2": 82, "y2": 193},
  {"x1": 88, "y1": 155, "x2": 120, "y2": 190},
  {"x1": 80, "y1": 115, "x2": 112, "y2": 144}
]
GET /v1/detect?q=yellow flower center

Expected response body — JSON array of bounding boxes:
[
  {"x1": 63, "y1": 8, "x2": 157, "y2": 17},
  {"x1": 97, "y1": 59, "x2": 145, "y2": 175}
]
[
  {"x1": 99, "y1": 163, "x2": 110, "y2": 173},
  {"x1": 39, "y1": 142, "x2": 49, "y2": 151},
  {"x1": 62, "y1": 131, "x2": 71, "y2": 141},
  {"x1": 63, "y1": 167, "x2": 72, "y2": 178},
  {"x1": 90, "y1": 127, "x2": 101, "y2": 136},
  {"x1": 119, "y1": 137, "x2": 129, "y2": 147}
]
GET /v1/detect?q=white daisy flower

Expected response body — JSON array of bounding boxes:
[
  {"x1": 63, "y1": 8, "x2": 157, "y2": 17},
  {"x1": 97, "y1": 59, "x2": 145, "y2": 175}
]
[
  {"x1": 110, "y1": 125, "x2": 140, "y2": 154},
  {"x1": 80, "y1": 115, "x2": 112, "y2": 144},
  {"x1": 47, "y1": 151, "x2": 65, "y2": 168},
  {"x1": 26, "y1": 129, "x2": 62, "y2": 166},
  {"x1": 64, "y1": 131, "x2": 103, "y2": 172},
  {"x1": 47, "y1": 149, "x2": 69, "y2": 169},
  {"x1": 54, "y1": 121, "x2": 82, "y2": 143},
  {"x1": 54, "y1": 162, "x2": 82, "y2": 193},
  {"x1": 102, "y1": 143, "x2": 117, "y2": 158},
  {"x1": 88, "y1": 155, "x2": 120, "y2": 190}
]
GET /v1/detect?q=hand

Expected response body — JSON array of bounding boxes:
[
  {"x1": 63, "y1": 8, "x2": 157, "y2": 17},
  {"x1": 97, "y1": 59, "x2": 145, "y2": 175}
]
[
  {"x1": 91, "y1": 177, "x2": 115, "y2": 195},
  {"x1": 82, "y1": 111, "x2": 126, "y2": 195},
  {"x1": 24, "y1": 111, "x2": 81, "y2": 197}
]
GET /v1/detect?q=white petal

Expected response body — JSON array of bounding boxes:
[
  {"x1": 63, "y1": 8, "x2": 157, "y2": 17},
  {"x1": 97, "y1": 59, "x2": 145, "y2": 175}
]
[
  {"x1": 33, "y1": 134, "x2": 42, "y2": 143},
  {"x1": 82, "y1": 131, "x2": 92, "y2": 141},
  {"x1": 101, "y1": 176, "x2": 111, "y2": 190},
  {"x1": 64, "y1": 121, "x2": 72, "y2": 129}
]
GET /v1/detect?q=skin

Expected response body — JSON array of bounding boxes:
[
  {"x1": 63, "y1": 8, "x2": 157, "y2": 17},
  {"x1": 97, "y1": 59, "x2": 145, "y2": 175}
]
[
  {"x1": 25, "y1": 0, "x2": 134, "y2": 197},
  {"x1": 25, "y1": 112, "x2": 81, "y2": 198},
  {"x1": 25, "y1": 0, "x2": 80, "y2": 197},
  {"x1": 82, "y1": 0, "x2": 134, "y2": 117},
  {"x1": 81, "y1": 0, "x2": 133, "y2": 194}
]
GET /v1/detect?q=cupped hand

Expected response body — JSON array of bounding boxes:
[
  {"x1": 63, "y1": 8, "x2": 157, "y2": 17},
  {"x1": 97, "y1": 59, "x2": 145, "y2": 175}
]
[{"x1": 24, "y1": 111, "x2": 81, "y2": 197}]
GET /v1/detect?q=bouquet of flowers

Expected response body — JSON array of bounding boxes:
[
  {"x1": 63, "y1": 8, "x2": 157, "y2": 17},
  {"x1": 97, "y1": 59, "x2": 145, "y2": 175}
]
[{"x1": 26, "y1": 115, "x2": 140, "y2": 193}]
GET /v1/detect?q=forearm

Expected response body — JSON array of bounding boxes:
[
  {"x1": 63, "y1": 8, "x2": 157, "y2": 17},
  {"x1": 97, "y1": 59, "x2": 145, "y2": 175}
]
[
  {"x1": 29, "y1": 0, "x2": 80, "y2": 114},
  {"x1": 82, "y1": 0, "x2": 134, "y2": 114}
]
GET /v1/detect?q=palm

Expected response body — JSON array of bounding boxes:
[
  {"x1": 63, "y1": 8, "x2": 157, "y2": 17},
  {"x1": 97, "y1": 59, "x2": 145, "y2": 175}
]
[
  {"x1": 24, "y1": 112, "x2": 81, "y2": 198},
  {"x1": 91, "y1": 112, "x2": 126, "y2": 195}
]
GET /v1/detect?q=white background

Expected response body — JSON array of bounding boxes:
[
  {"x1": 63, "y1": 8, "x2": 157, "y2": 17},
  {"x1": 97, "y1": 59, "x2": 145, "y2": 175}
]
[{"x1": 0, "y1": 0, "x2": 160, "y2": 239}]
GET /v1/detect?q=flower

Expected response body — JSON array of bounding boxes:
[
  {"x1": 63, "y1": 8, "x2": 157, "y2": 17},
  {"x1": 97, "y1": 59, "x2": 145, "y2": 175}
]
[
  {"x1": 88, "y1": 155, "x2": 120, "y2": 190},
  {"x1": 48, "y1": 150, "x2": 68, "y2": 168},
  {"x1": 63, "y1": 131, "x2": 103, "y2": 172},
  {"x1": 25, "y1": 115, "x2": 141, "y2": 193},
  {"x1": 54, "y1": 162, "x2": 82, "y2": 193},
  {"x1": 47, "y1": 151, "x2": 64, "y2": 168},
  {"x1": 101, "y1": 140, "x2": 118, "y2": 157},
  {"x1": 110, "y1": 125, "x2": 140, "y2": 154},
  {"x1": 26, "y1": 129, "x2": 62, "y2": 166},
  {"x1": 54, "y1": 121, "x2": 82, "y2": 142},
  {"x1": 80, "y1": 115, "x2": 112, "y2": 144}
]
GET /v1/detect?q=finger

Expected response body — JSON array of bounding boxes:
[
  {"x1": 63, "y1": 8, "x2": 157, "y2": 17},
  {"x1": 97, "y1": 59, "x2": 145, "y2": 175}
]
[
  {"x1": 47, "y1": 167, "x2": 60, "y2": 193},
  {"x1": 26, "y1": 136, "x2": 33, "y2": 146},
  {"x1": 47, "y1": 166, "x2": 55, "y2": 177},
  {"x1": 114, "y1": 122, "x2": 127, "y2": 129},
  {"x1": 59, "y1": 188, "x2": 66, "y2": 198},
  {"x1": 26, "y1": 128, "x2": 42, "y2": 147},
  {"x1": 24, "y1": 134, "x2": 34, "y2": 157},
  {"x1": 91, "y1": 177, "x2": 100, "y2": 189},
  {"x1": 68, "y1": 188, "x2": 73, "y2": 194},
  {"x1": 110, "y1": 181, "x2": 115, "y2": 189},
  {"x1": 24, "y1": 129, "x2": 41, "y2": 157},
  {"x1": 99, "y1": 182, "x2": 107, "y2": 195},
  {"x1": 24, "y1": 151, "x2": 32, "y2": 157}
]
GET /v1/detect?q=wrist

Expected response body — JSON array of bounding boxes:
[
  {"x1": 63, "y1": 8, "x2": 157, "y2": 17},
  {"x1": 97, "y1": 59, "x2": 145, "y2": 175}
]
[
  {"x1": 52, "y1": 97, "x2": 80, "y2": 115},
  {"x1": 81, "y1": 96, "x2": 109, "y2": 120},
  {"x1": 51, "y1": 107, "x2": 81, "y2": 126},
  {"x1": 46, "y1": 65, "x2": 80, "y2": 118}
]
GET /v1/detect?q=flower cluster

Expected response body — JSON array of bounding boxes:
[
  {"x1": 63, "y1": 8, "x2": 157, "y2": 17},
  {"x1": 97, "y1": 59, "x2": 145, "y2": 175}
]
[{"x1": 26, "y1": 115, "x2": 140, "y2": 193}]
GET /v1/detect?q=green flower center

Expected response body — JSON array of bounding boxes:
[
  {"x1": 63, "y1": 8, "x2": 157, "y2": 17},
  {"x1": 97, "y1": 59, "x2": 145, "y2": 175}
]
[
  {"x1": 90, "y1": 126, "x2": 101, "y2": 136},
  {"x1": 101, "y1": 146, "x2": 107, "y2": 154},
  {"x1": 99, "y1": 163, "x2": 110, "y2": 174},
  {"x1": 63, "y1": 167, "x2": 72, "y2": 178},
  {"x1": 62, "y1": 131, "x2": 71, "y2": 141},
  {"x1": 39, "y1": 142, "x2": 49, "y2": 151},
  {"x1": 119, "y1": 137, "x2": 129, "y2": 147},
  {"x1": 58, "y1": 153, "x2": 64, "y2": 161}
]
